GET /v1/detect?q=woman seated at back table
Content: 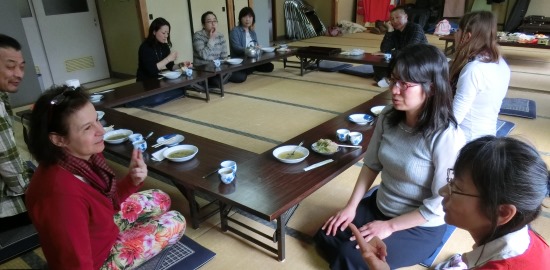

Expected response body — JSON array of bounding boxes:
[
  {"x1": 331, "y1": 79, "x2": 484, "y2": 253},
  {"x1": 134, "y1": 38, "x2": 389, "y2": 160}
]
[
  {"x1": 351, "y1": 136, "x2": 550, "y2": 269},
  {"x1": 315, "y1": 43, "x2": 466, "y2": 269},
  {"x1": 25, "y1": 86, "x2": 186, "y2": 269},
  {"x1": 449, "y1": 11, "x2": 510, "y2": 141},
  {"x1": 134, "y1": 17, "x2": 191, "y2": 107},
  {"x1": 229, "y1": 7, "x2": 274, "y2": 82},
  {"x1": 193, "y1": 11, "x2": 241, "y2": 88}
]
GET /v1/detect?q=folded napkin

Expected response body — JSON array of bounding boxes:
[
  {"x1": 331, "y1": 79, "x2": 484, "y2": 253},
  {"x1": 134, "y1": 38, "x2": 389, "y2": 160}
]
[
  {"x1": 152, "y1": 147, "x2": 168, "y2": 161},
  {"x1": 340, "y1": 49, "x2": 365, "y2": 56}
]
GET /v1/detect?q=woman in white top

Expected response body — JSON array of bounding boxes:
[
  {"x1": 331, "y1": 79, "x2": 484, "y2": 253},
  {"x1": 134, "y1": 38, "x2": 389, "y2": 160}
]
[{"x1": 449, "y1": 11, "x2": 510, "y2": 142}]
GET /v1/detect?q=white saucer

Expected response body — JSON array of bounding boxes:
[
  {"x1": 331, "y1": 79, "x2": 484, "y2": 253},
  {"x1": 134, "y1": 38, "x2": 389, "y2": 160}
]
[{"x1": 156, "y1": 134, "x2": 185, "y2": 147}]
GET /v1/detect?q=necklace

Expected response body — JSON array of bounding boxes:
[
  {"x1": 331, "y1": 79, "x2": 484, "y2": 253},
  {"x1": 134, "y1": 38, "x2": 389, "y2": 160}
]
[
  {"x1": 399, "y1": 123, "x2": 415, "y2": 134},
  {"x1": 154, "y1": 46, "x2": 163, "y2": 62}
]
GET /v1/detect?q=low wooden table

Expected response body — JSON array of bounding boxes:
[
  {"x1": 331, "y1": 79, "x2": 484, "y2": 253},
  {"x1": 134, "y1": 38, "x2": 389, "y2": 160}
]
[
  {"x1": 94, "y1": 71, "x2": 213, "y2": 107},
  {"x1": 98, "y1": 90, "x2": 390, "y2": 261},
  {"x1": 440, "y1": 33, "x2": 550, "y2": 56},
  {"x1": 293, "y1": 46, "x2": 389, "y2": 76},
  {"x1": 192, "y1": 49, "x2": 298, "y2": 96}
]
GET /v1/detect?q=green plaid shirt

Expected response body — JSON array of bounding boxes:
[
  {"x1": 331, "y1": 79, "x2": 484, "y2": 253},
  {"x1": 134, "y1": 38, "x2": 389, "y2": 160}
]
[{"x1": 0, "y1": 92, "x2": 31, "y2": 217}]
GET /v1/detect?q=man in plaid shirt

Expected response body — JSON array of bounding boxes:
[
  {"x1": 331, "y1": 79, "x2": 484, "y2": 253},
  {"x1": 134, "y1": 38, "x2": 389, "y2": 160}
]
[{"x1": 0, "y1": 34, "x2": 32, "y2": 232}]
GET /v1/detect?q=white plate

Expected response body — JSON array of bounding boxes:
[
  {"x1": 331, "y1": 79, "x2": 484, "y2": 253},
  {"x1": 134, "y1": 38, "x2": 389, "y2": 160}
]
[
  {"x1": 272, "y1": 145, "x2": 309, "y2": 164},
  {"x1": 96, "y1": 111, "x2": 105, "y2": 120},
  {"x1": 370, "y1": 106, "x2": 385, "y2": 116},
  {"x1": 311, "y1": 142, "x2": 340, "y2": 155},
  {"x1": 277, "y1": 48, "x2": 290, "y2": 53},
  {"x1": 226, "y1": 58, "x2": 243, "y2": 65},
  {"x1": 348, "y1": 114, "x2": 374, "y2": 125},
  {"x1": 104, "y1": 129, "x2": 133, "y2": 144},
  {"x1": 163, "y1": 145, "x2": 198, "y2": 162},
  {"x1": 156, "y1": 134, "x2": 185, "y2": 147}
]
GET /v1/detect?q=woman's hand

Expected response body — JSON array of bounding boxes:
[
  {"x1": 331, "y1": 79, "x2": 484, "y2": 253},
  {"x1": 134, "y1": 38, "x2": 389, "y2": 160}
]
[
  {"x1": 209, "y1": 27, "x2": 217, "y2": 39},
  {"x1": 349, "y1": 224, "x2": 390, "y2": 270},
  {"x1": 321, "y1": 205, "x2": 356, "y2": 236},
  {"x1": 350, "y1": 220, "x2": 393, "y2": 243},
  {"x1": 128, "y1": 149, "x2": 147, "y2": 185},
  {"x1": 166, "y1": 51, "x2": 178, "y2": 63}
]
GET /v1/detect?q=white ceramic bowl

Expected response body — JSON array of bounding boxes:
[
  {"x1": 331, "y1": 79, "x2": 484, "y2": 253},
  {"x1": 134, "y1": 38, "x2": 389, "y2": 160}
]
[
  {"x1": 161, "y1": 71, "x2": 182, "y2": 79},
  {"x1": 163, "y1": 145, "x2": 199, "y2": 162},
  {"x1": 272, "y1": 145, "x2": 309, "y2": 164},
  {"x1": 261, "y1": 47, "x2": 275, "y2": 53},
  {"x1": 370, "y1": 106, "x2": 385, "y2": 116},
  {"x1": 96, "y1": 111, "x2": 105, "y2": 120},
  {"x1": 348, "y1": 114, "x2": 374, "y2": 125},
  {"x1": 104, "y1": 129, "x2": 133, "y2": 144},
  {"x1": 226, "y1": 58, "x2": 243, "y2": 65}
]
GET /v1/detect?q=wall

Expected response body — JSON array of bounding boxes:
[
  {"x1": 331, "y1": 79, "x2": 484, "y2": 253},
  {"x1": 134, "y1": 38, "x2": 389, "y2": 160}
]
[
  {"x1": 254, "y1": 0, "x2": 271, "y2": 47},
  {"x1": 0, "y1": 0, "x2": 42, "y2": 106},
  {"x1": 97, "y1": 0, "x2": 143, "y2": 76},
  {"x1": 526, "y1": 0, "x2": 550, "y2": 16},
  {"x1": 337, "y1": 0, "x2": 355, "y2": 23}
]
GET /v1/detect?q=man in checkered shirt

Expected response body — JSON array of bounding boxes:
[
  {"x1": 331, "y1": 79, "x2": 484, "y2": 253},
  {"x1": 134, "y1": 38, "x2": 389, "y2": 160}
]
[{"x1": 0, "y1": 34, "x2": 32, "y2": 232}]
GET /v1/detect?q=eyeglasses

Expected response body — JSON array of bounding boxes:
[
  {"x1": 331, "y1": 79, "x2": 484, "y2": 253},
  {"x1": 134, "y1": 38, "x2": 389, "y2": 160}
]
[
  {"x1": 50, "y1": 90, "x2": 71, "y2": 105},
  {"x1": 387, "y1": 78, "x2": 420, "y2": 91},
  {"x1": 205, "y1": 20, "x2": 218, "y2": 24},
  {"x1": 446, "y1": 169, "x2": 479, "y2": 198}
]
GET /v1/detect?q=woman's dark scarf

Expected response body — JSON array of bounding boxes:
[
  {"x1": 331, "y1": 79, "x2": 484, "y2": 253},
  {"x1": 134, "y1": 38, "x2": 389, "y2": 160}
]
[{"x1": 58, "y1": 152, "x2": 120, "y2": 210}]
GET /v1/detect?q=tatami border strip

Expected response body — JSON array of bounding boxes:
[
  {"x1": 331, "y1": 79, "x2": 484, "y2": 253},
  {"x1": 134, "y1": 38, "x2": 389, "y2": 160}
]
[
  {"x1": 139, "y1": 107, "x2": 283, "y2": 145},
  {"x1": 254, "y1": 73, "x2": 385, "y2": 94},
  {"x1": 222, "y1": 91, "x2": 341, "y2": 115}
]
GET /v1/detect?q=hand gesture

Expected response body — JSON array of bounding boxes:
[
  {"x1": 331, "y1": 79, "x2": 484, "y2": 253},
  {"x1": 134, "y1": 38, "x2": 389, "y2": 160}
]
[
  {"x1": 350, "y1": 220, "x2": 393, "y2": 243},
  {"x1": 349, "y1": 224, "x2": 390, "y2": 270},
  {"x1": 128, "y1": 149, "x2": 147, "y2": 185},
  {"x1": 209, "y1": 27, "x2": 217, "y2": 39},
  {"x1": 167, "y1": 51, "x2": 178, "y2": 62},
  {"x1": 384, "y1": 21, "x2": 394, "y2": 32},
  {"x1": 321, "y1": 205, "x2": 356, "y2": 236}
]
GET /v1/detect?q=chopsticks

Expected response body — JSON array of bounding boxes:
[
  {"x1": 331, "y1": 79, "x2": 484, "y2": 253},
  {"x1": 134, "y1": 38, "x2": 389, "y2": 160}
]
[
  {"x1": 151, "y1": 136, "x2": 178, "y2": 148},
  {"x1": 337, "y1": 144, "x2": 362, "y2": 149}
]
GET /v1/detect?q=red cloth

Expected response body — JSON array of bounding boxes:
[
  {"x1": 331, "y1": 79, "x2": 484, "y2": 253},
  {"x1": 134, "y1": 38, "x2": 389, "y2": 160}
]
[
  {"x1": 26, "y1": 156, "x2": 142, "y2": 270},
  {"x1": 357, "y1": 0, "x2": 393, "y2": 23},
  {"x1": 480, "y1": 230, "x2": 550, "y2": 269}
]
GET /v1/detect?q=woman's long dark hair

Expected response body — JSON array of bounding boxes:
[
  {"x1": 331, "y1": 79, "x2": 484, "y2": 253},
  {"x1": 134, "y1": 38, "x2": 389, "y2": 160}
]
[
  {"x1": 454, "y1": 136, "x2": 548, "y2": 245},
  {"x1": 145, "y1": 17, "x2": 172, "y2": 48},
  {"x1": 28, "y1": 86, "x2": 90, "y2": 166},
  {"x1": 386, "y1": 44, "x2": 457, "y2": 138},
  {"x1": 449, "y1": 11, "x2": 500, "y2": 92}
]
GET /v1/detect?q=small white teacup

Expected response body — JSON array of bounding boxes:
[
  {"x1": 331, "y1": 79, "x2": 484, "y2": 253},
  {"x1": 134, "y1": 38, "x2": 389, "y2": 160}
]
[
  {"x1": 132, "y1": 140, "x2": 147, "y2": 152},
  {"x1": 336, "y1": 129, "x2": 350, "y2": 143},
  {"x1": 218, "y1": 168, "x2": 235, "y2": 184},
  {"x1": 349, "y1": 132, "x2": 363, "y2": 146},
  {"x1": 213, "y1": 59, "x2": 221, "y2": 67},
  {"x1": 185, "y1": 68, "x2": 193, "y2": 77},
  {"x1": 384, "y1": 53, "x2": 392, "y2": 61},
  {"x1": 128, "y1": 133, "x2": 143, "y2": 143},
  {"x1": 220, "y1": 160, "x2": 237, "y2": 173}
]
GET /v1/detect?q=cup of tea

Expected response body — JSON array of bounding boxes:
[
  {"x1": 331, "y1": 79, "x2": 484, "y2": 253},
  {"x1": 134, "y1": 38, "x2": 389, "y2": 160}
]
[
  {"x1": 220, "y1": 160, "x2": 237, "y2": 173},
  {"x1": 349, "y1": 132, "x2": 363, "y2": 146},
  {"x1": 128, "y1": 133, "x2": 143, "y2": 143},
  {"x1": 384, "y1": 53, "x2": 392, "y2": 62},
  {"x1": 132, "y1": 140, "x2": 147, "y2": 152},
  {"x1": 185, "y1": 68, "x2": 193, "y2": 77},
  {"x1": 336, "y1": 129, "x2": 350, "y2": 143},
  {"x1": 213, "y1": 59, "x2": 221, "y2": 67},
  {"x1": 218, "y1": 168, "x2": 235, "y2": 184}
]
